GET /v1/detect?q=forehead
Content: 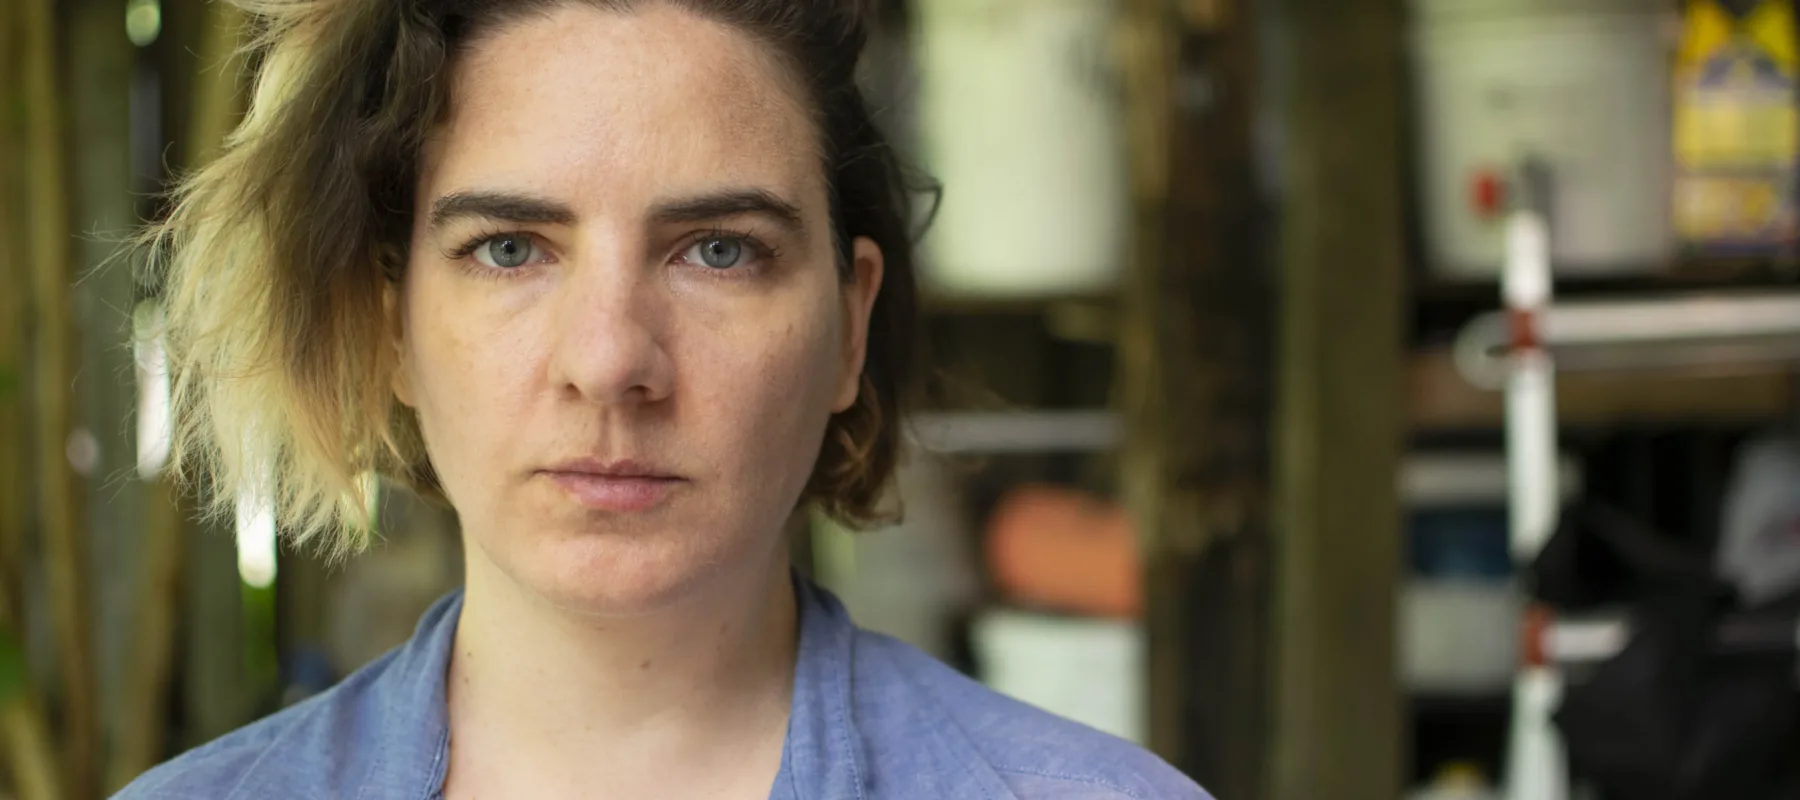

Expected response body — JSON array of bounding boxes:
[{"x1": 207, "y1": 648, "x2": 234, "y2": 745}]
[{"x1": 422, "y1": 3, "x2": 822, "y2": 214}]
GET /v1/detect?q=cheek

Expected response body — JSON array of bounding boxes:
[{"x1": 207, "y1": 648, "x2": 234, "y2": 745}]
[
  {"x1": 683, "y1": 297, "x2": 843, "y2": 476},
  {"x1": 399, "y1": 271, "x2": 542, "y2": 484}
]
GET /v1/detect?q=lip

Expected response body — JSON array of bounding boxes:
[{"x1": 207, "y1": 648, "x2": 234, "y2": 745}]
[{"x1": 540, "y1": 459, "x2": 685, "y2": 513}]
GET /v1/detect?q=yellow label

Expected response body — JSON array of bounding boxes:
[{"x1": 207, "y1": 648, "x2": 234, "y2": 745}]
[
  {"x1": 1745, "y1": 0, "x2": 1799, "y2": 68},
  {"x1": 1674, "y1": 0, "x2": 1799, "y2": 249}
]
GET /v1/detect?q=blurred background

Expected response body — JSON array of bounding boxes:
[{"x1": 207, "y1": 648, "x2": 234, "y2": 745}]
[{"x1": 4, "y1": 0, "x2": 1800, "y2": 798}]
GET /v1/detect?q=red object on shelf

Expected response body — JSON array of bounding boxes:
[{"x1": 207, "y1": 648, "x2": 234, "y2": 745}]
[
  {"x1": 985, "y1": 485, "x2": 1142, "y2": 619},
  {"x1": 1472, "y1": 168, "x2": 1507, "y2": 219}
]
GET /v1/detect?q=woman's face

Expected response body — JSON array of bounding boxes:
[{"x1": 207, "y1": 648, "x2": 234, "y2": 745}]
[{"x1": 394, "y1": 3, "x2": 883, "y2": 614}]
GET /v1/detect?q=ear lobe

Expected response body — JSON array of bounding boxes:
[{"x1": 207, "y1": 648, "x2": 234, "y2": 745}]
[{"x1": 833, "y1": 237, "x2": 885, "y2": 413}]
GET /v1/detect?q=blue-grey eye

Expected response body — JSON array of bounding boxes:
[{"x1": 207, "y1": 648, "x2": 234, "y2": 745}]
[
  {"x1": 475, "y1": 234, "x2": 535, "y2": 269},
  {"x1": 693, "y1": 236, "x2": 744, "y2": 269}
]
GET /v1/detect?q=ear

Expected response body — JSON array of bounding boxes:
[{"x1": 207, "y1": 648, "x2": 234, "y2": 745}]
[
  {"x1": 833, "y1": 236, "x2": 885, "y2": 413},
  {"x1": 384, "y1": 282, "x2": 417, "y2": 409}
]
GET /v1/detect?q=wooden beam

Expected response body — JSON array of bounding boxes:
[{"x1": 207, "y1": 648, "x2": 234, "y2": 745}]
[
  {"x1": 1117, "y1": 0, "x2": 1272, "y2": 796},
  {"x1": 0, "y1": 0, "x2": 29, "y2": 640},
  {"x1": 1268, "y1": 0, "x2": 1407, "y2": 796},
  {"x1": 0, "y1": 590, "x2": 65, "y2": 800},
  {"x1": 0, "y1": 5, "x2": 65, "y2": 798},
  {"x1": 22, "y1": 0, "x2": 100, "y2": 793},
  {"x1": 110, "y1": 0, "x2": 248, "y2": 782},
  {"x1": 60, "y1": 0, "x2": 152, "y2": 789},
  {"x1": 108, "y1": 482, "x2": 184, "y2": 790}
]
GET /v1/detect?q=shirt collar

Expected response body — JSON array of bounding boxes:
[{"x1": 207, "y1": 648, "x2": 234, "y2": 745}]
[
  {"x1": 775, "y1": 576, "x2": 870, "y2": 799},
  {"x1": 360, "y1": 590, "x2": 457, "y2": 799},
  {"x1": 357, "y1": 573, "x2": 873, "y2": 799}
]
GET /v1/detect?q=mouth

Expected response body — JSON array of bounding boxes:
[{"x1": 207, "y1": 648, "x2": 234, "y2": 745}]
[{"x1": 539, "y1": 459, "x2": 686, "y2": 513}]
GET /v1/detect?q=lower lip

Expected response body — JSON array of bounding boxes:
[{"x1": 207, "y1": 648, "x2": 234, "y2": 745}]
[{"x1": 545, "y1": 473, "x2": 682, "y2": 512}]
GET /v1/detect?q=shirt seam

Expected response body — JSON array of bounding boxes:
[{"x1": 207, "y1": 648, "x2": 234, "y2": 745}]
[
  {"x1": 785, "y1": 738, "x2": 805, "y2": 800},
  {"x1": 221, "y1": 720, "x2": 304, "y2": 800},
  {"x1": 828, "y1": 599, "x2": 868, "y2": 800},
  {"x1": 988, "y1": 765, "x2": 1151, "y2": 800},
  {"x1": 420, "y1": 725, "x2": 450, "y2": 800},
  {"x1": 353, "y1": 712, "x2": 393, "y2": 800}
]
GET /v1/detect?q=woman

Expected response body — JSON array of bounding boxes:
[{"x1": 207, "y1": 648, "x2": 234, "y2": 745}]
[{"x1": 121, "y1": 1, "x2": 1208, "y2": 797}]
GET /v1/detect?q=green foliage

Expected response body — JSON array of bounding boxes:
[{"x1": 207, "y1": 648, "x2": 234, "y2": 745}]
[{"x1": 0, "y1": 626, "x2": 25, "y2": 704}]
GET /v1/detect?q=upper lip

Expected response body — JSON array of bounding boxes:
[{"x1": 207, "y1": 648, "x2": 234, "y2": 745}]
[{"x1": 542, "y1": 458, "x2": 682, "y2": 480}]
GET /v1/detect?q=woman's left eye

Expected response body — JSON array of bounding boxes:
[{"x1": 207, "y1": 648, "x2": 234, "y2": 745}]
[{"x1": 683, "y1": 235, "x2": 754, "y2": 270}]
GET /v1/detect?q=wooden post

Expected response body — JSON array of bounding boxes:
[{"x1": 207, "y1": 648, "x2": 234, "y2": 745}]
[
  {"x1": 1116, "y1": 1, "x2": 1272, "y2": 797},
  {"x1": 1268, "y1": 0, "x2": 1407, "y2": 796},
  {"x1": 107, "y1": 0, "x2": 250, "y2": 782},
  {"x1": 62, "y1": 0, "x2": 150, "y2": 789},
  {"x1": 0, "y1": 4, "x2": 66, "y2": 797},
  {"x1": 109, "y1": 482, "x2": 184, "y2": 789},
  {"x1": 0, "y1": 0, "x2": 29, "y2": 638},
  {"x1": 22, "y1": 0, "x2": 100, "y2": 793},
  {"x1": 0, "y1": 589, "x2": 65, "y2": 800}
]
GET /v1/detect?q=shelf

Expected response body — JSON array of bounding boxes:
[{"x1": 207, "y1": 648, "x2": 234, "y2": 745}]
[
  {"x1": 1402, "y1": 452, "x2": 1580, "y2": 508},
  {"x1": 1455, "y1": 291, "x2": 1800, "y2": 378},
  {"x1": 1409, "y1": 347, "x2": 1795, "y2": 431},
  {"x1": 1411, "y1": 263, "x2": 1800, "y2": 346},
  {"x1": 909, "y1": 410, "x2": 1120, "y2": 455},
  {"x1": 1414, "y1": 259, "x2": 1800, "y2": 301}
]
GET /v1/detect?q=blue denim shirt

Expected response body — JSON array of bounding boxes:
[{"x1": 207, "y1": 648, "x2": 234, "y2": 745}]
[{"x1": 116, "y1": 578, "x2": 1210, "y2": 799}]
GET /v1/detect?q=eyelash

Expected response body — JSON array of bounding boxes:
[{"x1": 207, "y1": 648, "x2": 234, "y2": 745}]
[
  {"x1": 683, "y1": 227, "x2": 782, "y2": 275},
  {"x1": 441, "y1": 227, "x2": 781, "y2": 280},
  {"x1": 442, "y1": 225, "x2": 514, "y2": 262}
]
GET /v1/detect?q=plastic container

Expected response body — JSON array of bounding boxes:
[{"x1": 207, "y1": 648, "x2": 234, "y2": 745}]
[
  {"x1": 913, "y1": 0, "x2": 1129, "y2": 298},
  {"x1": 1402, "y1": 509, "x2": 1519, "y2": 692},
  {"x1": 985, "y1": 485, "x2": 1140, "y2": 619},
  {"x1": 1411, "y1": 0, "x2": 1677, "y2": 278},
  {"x1": 1401, "y1": 579, "x2": 1521, "y2": 693},
  {"x1": 972, "y1": 609, "x2": 1145, "y2": 743}
]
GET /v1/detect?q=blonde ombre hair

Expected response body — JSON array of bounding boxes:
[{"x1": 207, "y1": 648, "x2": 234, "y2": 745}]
[{"x1": 144, "y1": 0, "x2": 923, "y2": 558}]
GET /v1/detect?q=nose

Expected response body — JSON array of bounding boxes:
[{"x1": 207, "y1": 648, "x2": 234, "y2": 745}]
[{"x1": 546, "y1": 259, "x2": 675, "y2": 407}]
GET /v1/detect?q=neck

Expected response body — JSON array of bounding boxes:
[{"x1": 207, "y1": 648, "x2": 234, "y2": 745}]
[{"x1": 445, "y1": 541, "x2": 798, "y2": 795}]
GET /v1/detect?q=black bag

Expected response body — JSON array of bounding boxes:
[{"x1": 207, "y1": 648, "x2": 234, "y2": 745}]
[{"x1": 1528, "y1": 502, "x2": 1799, "y2": 800}]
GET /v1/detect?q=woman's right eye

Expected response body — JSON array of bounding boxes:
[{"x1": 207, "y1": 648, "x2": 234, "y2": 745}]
[{"x1": 471, "y1": 233, "x2": 541, "y2": 269}]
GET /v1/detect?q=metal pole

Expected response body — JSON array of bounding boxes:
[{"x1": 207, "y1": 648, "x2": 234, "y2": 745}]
[{"x1": 1501, "y1": 159, "x2": 1569, "y2": 800}]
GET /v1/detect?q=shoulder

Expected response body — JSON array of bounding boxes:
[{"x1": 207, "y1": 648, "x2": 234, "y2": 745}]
[
  {"x1": 115, "y1": 591, "x2": 461, "y2": 798},
  {"x1": 112, "y1": 648, "x2": 404, "y2": 799},
  {"x1": 851, "y1": 629, "x2": 1212, "y2": 800}
]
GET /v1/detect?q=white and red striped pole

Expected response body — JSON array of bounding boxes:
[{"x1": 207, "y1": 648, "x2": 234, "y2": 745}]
[{"x1": 1500, "y1": 161, "x2": 1569, "y2": 800}]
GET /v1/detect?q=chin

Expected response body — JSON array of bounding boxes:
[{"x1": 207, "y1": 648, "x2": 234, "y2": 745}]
[{"x1": 507, "y1": 520, "x2": 756, "y2": 617}]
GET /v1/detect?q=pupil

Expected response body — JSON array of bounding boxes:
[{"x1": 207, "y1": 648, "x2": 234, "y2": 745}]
[
  {"x1": 702, "y1": 238, "x2": 741, "y2": 269},
  {"x1": 489, "y1": 236, "x2": 527, "y2": 268}
]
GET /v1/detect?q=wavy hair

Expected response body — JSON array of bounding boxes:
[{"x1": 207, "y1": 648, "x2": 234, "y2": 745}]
[{"x1": 143, "y1": 0, "x2": 921, "y2": 558}]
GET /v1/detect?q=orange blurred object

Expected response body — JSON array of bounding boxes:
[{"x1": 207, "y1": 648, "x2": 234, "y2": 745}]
[{"x1": 984, "y1": 486, "x2": 1142, "y2": 619}]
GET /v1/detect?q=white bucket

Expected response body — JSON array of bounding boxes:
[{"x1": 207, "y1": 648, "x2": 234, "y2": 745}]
[
  {"x1": 1412, "y1": 0, "x2": 1678, "y2": 279},
  {"x1": 1400, "y1": 579, "x2": 1521, "y2": 693},
  {"x1": 972, "y1": 609, "x2": 1146, "y2": 743},
  {"x1": 913, "y1": 0, "x2": 1129, "y2": 298}
]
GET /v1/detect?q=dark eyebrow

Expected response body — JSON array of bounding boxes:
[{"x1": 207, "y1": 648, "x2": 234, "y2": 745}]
[
  {"x1": 649, "y1": 188, "x2": 806, "y2": 235},
  {"x1": 427, "y1": 190, "x2": 578, "y2": 232}
]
